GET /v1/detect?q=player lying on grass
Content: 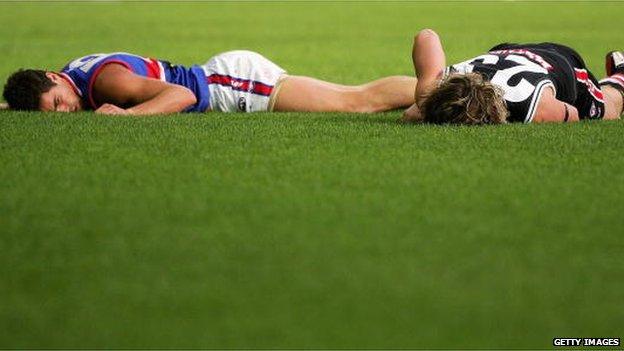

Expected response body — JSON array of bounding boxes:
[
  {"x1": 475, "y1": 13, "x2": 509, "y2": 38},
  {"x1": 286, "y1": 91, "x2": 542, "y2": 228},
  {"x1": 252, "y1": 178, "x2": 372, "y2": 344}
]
[
  {"x1": 402, "y1": 29, "x2": 624, "y2": 124},
  {"x1": 2, "y1": 50, "x2": 416, "y2": 115}
]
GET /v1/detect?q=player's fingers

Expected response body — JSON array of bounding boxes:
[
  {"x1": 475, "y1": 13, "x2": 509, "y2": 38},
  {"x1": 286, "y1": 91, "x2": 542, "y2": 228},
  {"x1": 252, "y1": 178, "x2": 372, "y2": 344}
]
[
  {"x1": 96, "y1": 108, "x2": 116, "y2": 115},
  {"x1": 95, "y1": 104, "x2": 110, "y2": 113},
  {"x1": 96, "y1": 104, "x2": 125, "y2": 115}
]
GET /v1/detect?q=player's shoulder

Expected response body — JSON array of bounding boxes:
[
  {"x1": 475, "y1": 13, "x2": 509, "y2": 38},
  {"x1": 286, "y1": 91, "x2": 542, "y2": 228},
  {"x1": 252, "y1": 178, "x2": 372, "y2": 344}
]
[{"x1": 62, "y1": 52, "x2": 145, "y2": 73}]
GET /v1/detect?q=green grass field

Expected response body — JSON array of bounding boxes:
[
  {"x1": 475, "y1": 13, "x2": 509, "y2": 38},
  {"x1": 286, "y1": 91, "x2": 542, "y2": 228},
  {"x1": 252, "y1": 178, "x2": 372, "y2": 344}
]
[{"x1": 1, "y1": 1, "x2": 623, "y2": 349}]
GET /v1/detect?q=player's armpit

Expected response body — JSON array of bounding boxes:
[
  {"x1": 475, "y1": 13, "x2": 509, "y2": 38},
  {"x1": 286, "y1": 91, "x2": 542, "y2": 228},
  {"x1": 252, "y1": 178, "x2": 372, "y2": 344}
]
[
  {"x1": 92, "y1": 64, "x2": 197, "y2": 115},
  {"x1": 532, "y1": 87, "x2": 579, "y2": 123}
]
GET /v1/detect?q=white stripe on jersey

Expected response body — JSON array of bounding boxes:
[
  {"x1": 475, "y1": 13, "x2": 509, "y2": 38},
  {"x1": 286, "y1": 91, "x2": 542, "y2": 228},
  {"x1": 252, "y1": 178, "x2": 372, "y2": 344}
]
[
  {"x1": 525, "y1": 80, "x2": 555, "y2": 123},
  {"x1": 158, "y1": 61, "x2": 166, "y2": 82},
  {"x1": 59, "y1": 72, "x2": 83, "y2": 96}
]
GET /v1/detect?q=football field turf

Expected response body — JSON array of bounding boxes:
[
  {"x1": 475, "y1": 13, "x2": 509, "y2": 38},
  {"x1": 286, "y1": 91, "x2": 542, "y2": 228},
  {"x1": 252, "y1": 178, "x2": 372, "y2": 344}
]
[{"x1": 1, "y1": 1, "x2": 623, "y2": 348}]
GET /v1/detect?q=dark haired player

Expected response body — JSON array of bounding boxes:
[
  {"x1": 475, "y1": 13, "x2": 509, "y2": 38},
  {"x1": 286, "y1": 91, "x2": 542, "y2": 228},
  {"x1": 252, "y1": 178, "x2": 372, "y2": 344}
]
[
  {"x1": 402, "y1": 29, "x2": 624, "y2": 124},
  {"x1": 2, "y1": 50, "x2": 416, "y2": 115}
]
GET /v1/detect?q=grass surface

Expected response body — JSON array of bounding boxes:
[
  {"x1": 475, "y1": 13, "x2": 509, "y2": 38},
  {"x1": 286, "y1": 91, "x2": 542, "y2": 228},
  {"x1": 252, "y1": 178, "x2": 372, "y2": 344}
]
[{"x1": 1, "y1": 1, "x2": 624, "y2": 349}]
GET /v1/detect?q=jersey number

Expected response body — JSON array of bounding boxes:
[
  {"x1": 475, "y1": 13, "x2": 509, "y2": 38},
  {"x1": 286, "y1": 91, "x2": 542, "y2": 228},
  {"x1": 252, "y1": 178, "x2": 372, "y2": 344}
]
[
  {"x1": 66, "y1": 52, "x2": 142, "y2": 74},
  {"x1": 66, "y1": 54, "x2": 110, "y2": 73},
  {"x1": 459, "y1": 54, "x2": 549, "y2": 102}
]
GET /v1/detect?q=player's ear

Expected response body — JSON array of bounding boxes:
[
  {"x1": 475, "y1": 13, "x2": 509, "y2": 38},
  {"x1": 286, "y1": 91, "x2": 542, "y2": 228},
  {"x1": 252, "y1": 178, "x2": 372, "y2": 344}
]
[{"x1": 45, "y1": 72, "x2": 61, "y2": 83}]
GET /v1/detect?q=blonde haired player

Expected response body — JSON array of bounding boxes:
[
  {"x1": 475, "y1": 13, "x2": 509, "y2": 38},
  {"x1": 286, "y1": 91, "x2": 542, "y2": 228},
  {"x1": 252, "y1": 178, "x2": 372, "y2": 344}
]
[{"x1": 403, "y1": 29, "x2": 624, "y2": 124}]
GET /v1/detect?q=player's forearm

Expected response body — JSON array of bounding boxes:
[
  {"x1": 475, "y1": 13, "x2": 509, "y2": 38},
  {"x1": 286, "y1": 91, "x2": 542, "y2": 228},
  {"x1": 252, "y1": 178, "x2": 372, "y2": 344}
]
[
  {"x1": 412, "y1": 29, "x2": 446, "y2": 80},
  {"x1": 127, "y1": 86, "x2": 197, "y2": 115},
  {"x1": 412, "y1": 29, "x2": 446, "y2": 106},
  {"x1": 533, "y1": 101, "x2": 579, "y2": 123}
]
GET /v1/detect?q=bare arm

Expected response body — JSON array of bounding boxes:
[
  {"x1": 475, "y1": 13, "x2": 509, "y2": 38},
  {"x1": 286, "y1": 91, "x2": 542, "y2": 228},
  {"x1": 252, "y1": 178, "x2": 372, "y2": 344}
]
[
  {"x1": 92, "y1": 64, "x2": 197, "y2": 115},
  {"x1": 402, "y1": 29, "x2": 446, "y2": 122},
  {"x1": 532, "y1": 87, "x2": 579, "y2": 123}
]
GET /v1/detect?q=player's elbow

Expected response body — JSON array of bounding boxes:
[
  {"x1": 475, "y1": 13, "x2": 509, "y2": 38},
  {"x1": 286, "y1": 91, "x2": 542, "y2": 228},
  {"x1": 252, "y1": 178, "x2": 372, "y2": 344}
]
[
  {"x1": 415, "y1": 28, "x2": 439, "y2": 42},
  {"x1": 178, "y1": 86, "x2": 197, "y2": 109}
]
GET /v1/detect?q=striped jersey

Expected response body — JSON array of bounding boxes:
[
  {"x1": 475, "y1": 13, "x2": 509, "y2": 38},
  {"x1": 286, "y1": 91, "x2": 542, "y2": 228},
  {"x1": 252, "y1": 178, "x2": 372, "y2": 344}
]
[
  {"x1": 60, "y1": 53, "x2": 210, "y2": 112},
  {"x1": 445, "y1": 43, "x2": 605, "y2": 122}
]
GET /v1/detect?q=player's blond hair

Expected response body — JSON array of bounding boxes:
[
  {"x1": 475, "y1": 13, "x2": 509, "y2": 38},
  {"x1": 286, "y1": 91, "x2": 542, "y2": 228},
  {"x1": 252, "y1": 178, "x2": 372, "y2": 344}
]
[{"x1": 422, "y1": 73, "x2": 509, "y2": 125}]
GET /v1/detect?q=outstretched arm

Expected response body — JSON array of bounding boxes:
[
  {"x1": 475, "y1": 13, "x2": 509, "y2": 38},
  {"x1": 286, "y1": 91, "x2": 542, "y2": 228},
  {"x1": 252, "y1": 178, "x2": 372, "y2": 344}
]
[
  {"x1": 402, "y1": 29, "x2": 446, "y2": 122},
  {"x1": 92, "y1": 64, "x2": 197, "y2": 115}
]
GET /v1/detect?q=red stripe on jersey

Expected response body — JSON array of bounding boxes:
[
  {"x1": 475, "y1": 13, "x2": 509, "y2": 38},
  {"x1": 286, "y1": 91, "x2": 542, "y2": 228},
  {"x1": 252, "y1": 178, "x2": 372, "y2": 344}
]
[
  {"x1": 489, "y1": 49, "x2": 553, "y2": 70},
  {"x1": 574, "y1": 69, "x2": 588, "y2": 81},
  {"x1": 87, "y1": 60, "x2": 134, "y2": 110},
  {"x1": 59, "y1": 72, "x2": 82, "y2": 96},
  {"x1": 574, "y1": 68, "x2": 604, "y2": 102},
  {"x1": 145, "y1": 58, "x2": 161, "y2": 80},
  {"x1": 206, "y1": 74, "x2": 274, "y2": 97}
]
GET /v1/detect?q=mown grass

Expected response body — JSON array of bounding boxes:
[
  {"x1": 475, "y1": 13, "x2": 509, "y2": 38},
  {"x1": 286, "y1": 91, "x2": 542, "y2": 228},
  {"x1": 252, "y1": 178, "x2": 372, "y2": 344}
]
[{"x1": 1, "y1": 1, "x2": 623, "y2": 348}]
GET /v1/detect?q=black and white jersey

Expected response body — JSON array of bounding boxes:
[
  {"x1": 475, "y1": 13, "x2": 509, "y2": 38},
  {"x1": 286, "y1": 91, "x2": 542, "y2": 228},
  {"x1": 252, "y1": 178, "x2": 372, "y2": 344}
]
[{"x1": 445, "y1": 43, "x2": 605, "y2": 123}]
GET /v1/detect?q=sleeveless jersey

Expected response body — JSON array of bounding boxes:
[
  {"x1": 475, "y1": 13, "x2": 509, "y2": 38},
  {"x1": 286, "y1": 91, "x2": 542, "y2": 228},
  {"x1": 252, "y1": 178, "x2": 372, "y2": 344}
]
[
  {"x1": 60, "y1": 52, "x2": 210, "y2": 112},
  {"x1": 445, "y1": 43, "x2": 605, "y2": 122}
]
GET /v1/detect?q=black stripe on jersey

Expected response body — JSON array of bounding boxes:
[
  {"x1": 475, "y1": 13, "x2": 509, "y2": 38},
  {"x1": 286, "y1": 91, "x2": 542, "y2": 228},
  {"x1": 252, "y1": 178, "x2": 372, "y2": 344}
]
[
  {"x1": 525, "y1": 80, "x2": 555, "y2": 123},
  {"x1": 443, "y1": 67, "x2": 452, "y2": 77}
]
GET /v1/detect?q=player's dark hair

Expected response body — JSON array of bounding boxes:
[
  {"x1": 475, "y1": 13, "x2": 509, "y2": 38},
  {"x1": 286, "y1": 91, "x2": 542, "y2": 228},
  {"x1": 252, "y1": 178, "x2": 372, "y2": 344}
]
[
  {"x1": 2, "y1": 69, "x2": 56, "y2": 111},
  {"x1": 422, "y1": 73, "x2": 509, "y2": 125}
]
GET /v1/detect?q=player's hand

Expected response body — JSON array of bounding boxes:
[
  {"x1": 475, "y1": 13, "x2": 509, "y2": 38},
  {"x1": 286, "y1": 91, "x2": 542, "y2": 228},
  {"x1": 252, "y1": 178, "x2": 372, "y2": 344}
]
[
  {"x1": 401, "y1": 103, "x2": 424, "y2": 123},
  {"x1": 95, "y1": 103, "x2": 130, "y2": 115}
]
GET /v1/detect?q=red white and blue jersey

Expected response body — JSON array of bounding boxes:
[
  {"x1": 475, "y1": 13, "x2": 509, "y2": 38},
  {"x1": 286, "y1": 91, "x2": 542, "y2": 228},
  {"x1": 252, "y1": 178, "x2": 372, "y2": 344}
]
[{"x1": 60, "y1": 52, "x2": 210, "y2": 112}]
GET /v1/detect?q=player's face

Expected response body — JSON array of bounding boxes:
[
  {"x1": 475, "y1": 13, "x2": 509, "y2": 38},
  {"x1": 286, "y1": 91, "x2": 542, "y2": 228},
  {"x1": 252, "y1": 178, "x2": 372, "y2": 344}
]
[{"x1": 39, "y1": 73, "x2": 83, "y2": 112}]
